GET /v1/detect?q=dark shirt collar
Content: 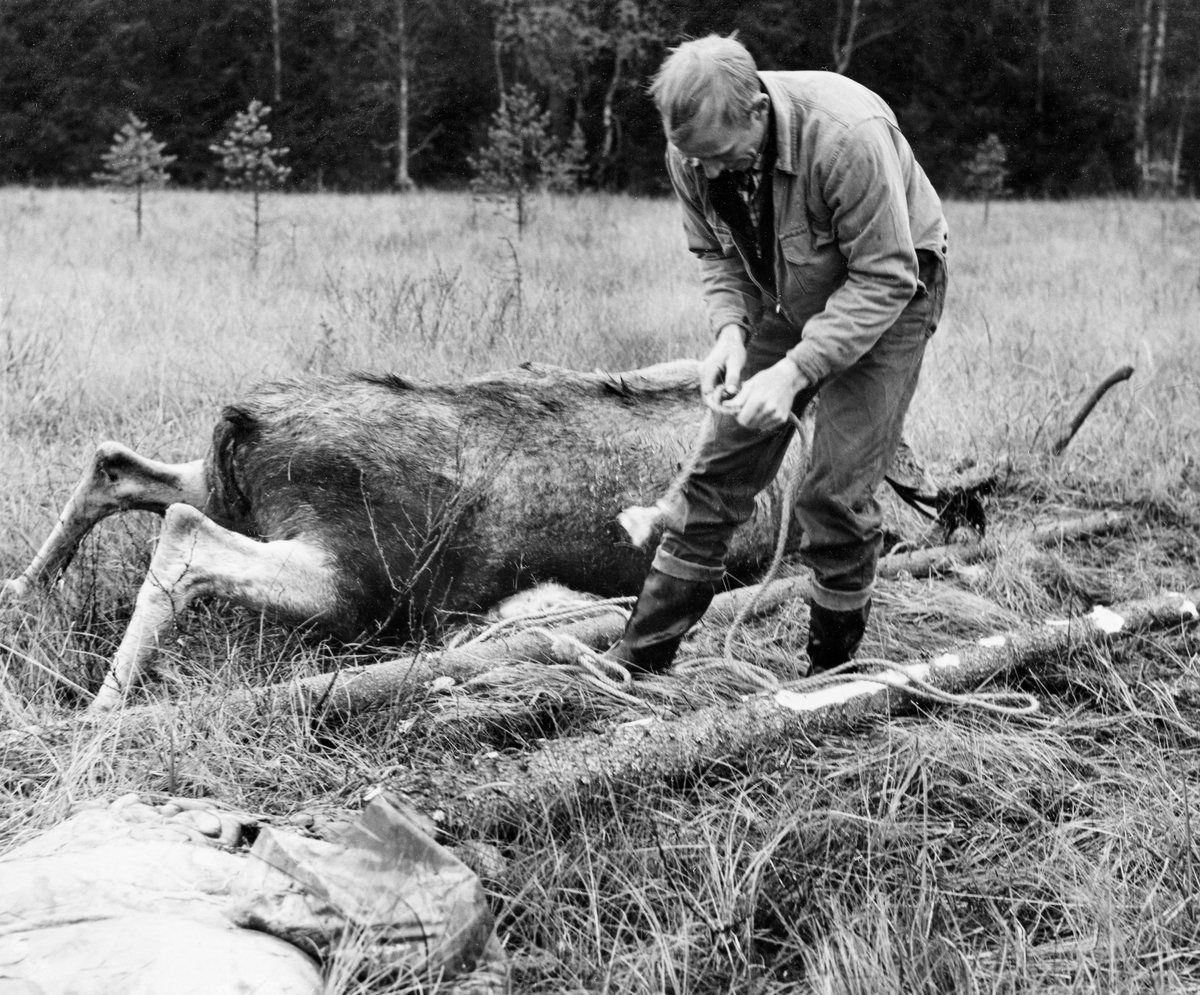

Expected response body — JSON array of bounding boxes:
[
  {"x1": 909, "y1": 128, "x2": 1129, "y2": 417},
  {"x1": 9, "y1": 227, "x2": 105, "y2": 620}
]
[{"x1": 749, "y1": 89, "x2": 777, "y2": 175}]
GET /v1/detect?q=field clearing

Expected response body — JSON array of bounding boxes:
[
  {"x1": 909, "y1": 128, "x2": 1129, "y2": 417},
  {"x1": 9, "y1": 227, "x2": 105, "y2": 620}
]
[{"x1": 2, "y1": 188, "x2": 1200, "y2": 992}]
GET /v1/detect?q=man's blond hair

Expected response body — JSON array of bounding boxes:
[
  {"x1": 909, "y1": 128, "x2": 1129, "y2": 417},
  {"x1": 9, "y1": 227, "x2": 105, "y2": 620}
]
[{"x1": 648, "y1": 34, "x2": 760, "y2": 143}]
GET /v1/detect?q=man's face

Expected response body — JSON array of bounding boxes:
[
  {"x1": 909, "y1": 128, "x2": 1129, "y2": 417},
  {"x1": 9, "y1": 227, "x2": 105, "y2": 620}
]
[{"x1": 670, "y1": 96, "x2": 769, "y2": 180}]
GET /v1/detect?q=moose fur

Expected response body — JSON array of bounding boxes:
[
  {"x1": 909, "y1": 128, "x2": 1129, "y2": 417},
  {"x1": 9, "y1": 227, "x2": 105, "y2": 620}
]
[{"x1": 3, "y1": 361, "x2": 808, "y2": 710}]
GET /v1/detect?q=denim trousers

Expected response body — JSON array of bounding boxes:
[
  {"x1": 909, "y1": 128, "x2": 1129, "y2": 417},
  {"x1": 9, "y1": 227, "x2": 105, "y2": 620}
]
[{"x1": 653, "y1": 251, "x2": 948, "y2": 611}]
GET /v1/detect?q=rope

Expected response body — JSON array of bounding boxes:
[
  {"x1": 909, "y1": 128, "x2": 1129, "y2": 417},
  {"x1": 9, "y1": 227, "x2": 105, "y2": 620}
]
[
  {"x1": 445, "y1": 595, "x2": 636, "y2": 649},
  {"x1": 504, "y1": 412, "x2": 806, "y2": 699},
  {"x1": 672, "y1": 655, "x2": 782, "y2": 693},
  {"x1": 447, "y1": 411, "x2": 1041, "y2": 721},
  {"x1": 781, "y1": 657, "x2": 1041, "y2": 718},
  {"x1": 523, "y1": 628, "x2": 649, "y2": 708},
  {"x1": 679, "y1": 412, "x2": 1040, "y2": 718},
  {"x1": 713, "y1": 412, "x2": 806, "y2": 680}
]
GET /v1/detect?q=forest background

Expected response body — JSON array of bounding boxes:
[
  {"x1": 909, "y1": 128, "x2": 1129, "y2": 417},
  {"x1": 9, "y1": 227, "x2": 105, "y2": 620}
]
[{"x1": 2, "y1": 0, "x2": 1199, "y2": 197}]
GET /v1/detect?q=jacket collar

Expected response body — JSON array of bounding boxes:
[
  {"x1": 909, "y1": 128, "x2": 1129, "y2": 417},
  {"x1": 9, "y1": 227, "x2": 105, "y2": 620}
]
[{"x1": 758, "y1": 72, "x2": 797, "y2": 175}]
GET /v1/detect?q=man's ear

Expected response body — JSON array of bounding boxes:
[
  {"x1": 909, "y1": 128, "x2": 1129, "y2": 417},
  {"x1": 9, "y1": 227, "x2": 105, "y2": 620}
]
[{"x1": 751, "y1": 93, "x2": 770, "y2": 117}]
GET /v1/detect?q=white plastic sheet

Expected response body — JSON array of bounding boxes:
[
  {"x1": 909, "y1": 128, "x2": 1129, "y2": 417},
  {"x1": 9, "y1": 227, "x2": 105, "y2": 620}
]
[{"x1": 0, "y1": 790, "x2": 499, "y2": 994}]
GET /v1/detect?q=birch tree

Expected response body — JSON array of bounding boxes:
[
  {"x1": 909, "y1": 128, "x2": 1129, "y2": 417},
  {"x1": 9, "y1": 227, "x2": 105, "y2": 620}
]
[
  {"x1": 1135, "y1": 0, "x2": 1170, "y2": 193},
  {"x1": 269, "y1": 0, "x2": 282, "y2": 104},
  {"x1": 481, "y1": 0, "x2": 666, "y2": 187},
  {"x1": 395, "y1": 0, "x2": 412, "y2": 189},
  {"x1": 1035, "y1": 0, "x2": 1050, "y2": 116},
  {"x1": 378, "y1": 0, "x2": 453, "y2": 190},
  {"x1": 830, "y1": 0, "x2": 893, "y2": 75},
  {"x1": 589, "y1": 0, "x2": 663, "y2": 186}
]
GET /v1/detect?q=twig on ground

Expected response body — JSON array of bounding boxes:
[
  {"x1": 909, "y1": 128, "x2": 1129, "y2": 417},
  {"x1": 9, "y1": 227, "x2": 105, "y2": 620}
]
[{"x1": 1051, "y1": 365, "x2": 1134, "y2": 455}]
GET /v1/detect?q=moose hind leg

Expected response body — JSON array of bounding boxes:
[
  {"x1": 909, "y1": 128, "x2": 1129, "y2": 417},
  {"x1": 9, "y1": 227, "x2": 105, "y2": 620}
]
[
  {"x1": 3, "y1": 442, "x2": 209, "y2": 600},
  {"x1": 90, "y1": 503, "x2": 342, "y2": 712}
]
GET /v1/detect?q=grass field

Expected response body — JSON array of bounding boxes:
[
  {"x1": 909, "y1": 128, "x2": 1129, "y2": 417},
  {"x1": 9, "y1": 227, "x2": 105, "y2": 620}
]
[{"x1": 2, "y1": 187, "x2": 1200, "y2": 992}]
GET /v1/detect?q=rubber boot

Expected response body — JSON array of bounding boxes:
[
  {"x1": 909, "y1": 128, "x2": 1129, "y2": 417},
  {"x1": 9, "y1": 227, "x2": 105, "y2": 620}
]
[
  {"x1": 806, "y1": 599, "x2": 872, "y2": 675},
  {"x1": 607, "y1": 568, "x2": 717, "y2": 675}
]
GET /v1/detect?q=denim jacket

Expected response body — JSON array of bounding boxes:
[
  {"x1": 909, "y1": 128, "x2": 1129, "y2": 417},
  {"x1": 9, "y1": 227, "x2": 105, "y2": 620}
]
[{"x1": 666, "y1": 71, "x2": 949, "y2": 384}]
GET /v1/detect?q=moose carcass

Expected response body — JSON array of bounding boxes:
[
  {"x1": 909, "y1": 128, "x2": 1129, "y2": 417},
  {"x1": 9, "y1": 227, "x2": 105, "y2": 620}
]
[{"x1": 3, "y1": 361, "x2": 811, "y2": 710}]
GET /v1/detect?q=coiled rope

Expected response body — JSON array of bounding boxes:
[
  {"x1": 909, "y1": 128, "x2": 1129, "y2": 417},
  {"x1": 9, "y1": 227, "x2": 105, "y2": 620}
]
[
  {"x1": 453, "y1": 412, "x2": 1039, "y2": 718},
  {"x1": 445, "y1": 596, "x2": 636, "y2": 650}
]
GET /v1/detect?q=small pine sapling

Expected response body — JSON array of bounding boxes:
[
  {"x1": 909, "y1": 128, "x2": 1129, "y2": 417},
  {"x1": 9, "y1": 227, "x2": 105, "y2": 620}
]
[
  {"x1": 92, "y1": 113, "x2": 176, "y2": 238},
  {"x1": 963, "y1": 134, "x2": 1009, "y2": 225},
  {"x1": 210, "y1": 100, "x2": 292, "y2": 266},
  {"x1": 469, "y1": 85, "x2": 571, "y2": 235}
]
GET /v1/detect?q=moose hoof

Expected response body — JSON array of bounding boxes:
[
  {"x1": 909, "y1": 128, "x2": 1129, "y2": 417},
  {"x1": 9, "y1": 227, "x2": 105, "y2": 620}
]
[
  {"x1": 1, "y1": 577, "x2": 32, "y2": 603},
  {"x1": 87, "y1": 677, "x2": 126, "y2": 714}
]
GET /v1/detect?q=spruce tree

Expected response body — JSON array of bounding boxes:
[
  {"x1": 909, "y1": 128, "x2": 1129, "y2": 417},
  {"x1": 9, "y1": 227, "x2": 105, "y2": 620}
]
[
  {"x1": 210, "y1": 100, "x2": 291, "y2": 266},
  {"x1": 92, "y1": 114, "x2": 176, "y2": 238},
  {"x1": 963, "y1": 134, "x2": 1009, "y2": 225},
  {"x1": 469, "y1": 85, "x2": 571, "y2": 234}
]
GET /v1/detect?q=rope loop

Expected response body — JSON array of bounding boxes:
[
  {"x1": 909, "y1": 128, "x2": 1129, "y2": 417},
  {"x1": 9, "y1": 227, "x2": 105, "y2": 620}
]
[
  {"x1": 778, "y1": 658, "x2": 1041, "y2": 718},
  {"x1": 445, "y1": 409, "x2": 1042, "y2": 724},
  {"x1": 447, "y1": 596, "x2": 635, "y2": 649},
  {"x1": 673, "y1": 655, "x2": 781, "y2": 693}
]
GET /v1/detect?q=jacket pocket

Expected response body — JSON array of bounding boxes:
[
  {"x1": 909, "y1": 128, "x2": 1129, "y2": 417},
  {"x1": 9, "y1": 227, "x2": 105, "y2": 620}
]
[
  {"x1": 779, "y1": 233, "x2": 845, "y2": 294},
  {"x1": 711, "y1": 223, "x2": 736, "y2": 254}
]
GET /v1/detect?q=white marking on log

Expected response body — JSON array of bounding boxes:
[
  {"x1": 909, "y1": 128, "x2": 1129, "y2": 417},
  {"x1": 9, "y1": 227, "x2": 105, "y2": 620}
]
[
  {"x1": 932, "y1": 653, "x2": 962, "y2": 669},
  {"x1": 897, "y1": 662, "x2": 931, "y2": 681},
  {"x1": 775, "y1": 681, "x2": 883, "y2": 712},
  {"x1": 979, "y1": 635, "x2": 1007, "y2": 648},
  {"x1": 1088, "y1": 605, "x2": 1125, "y2": 633},
  {"x1": 773, "y1": 660, "x2": 934, "y2": 713},
  {"x1": 1164, "y1": 593, "x2": 1199, "y2": 619},
  {"x1": 1045, "y1": 619, "x2": 1070, "y2": 628}
]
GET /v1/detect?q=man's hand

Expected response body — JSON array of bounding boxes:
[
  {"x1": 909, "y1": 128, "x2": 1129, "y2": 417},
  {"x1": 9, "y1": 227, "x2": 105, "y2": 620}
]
[
  {"x1": 719, "y1": 356, "x2": 808, "y2": 432},
  {"x1": 700, "y1": 324, "x2": 748, "y2": 413}
]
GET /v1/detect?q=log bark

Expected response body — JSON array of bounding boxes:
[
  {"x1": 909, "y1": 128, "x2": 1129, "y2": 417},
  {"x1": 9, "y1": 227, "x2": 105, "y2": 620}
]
[
  {"x1": 108, "y1": 578, "x2": 814, "y2": 729},
  {"x1": 100, "y1": 511, "x2": 1132, "y2": 729},
  {"x1": 877, "y1": 510, "x2": 1129, "y2": 578},
  {"x1": 388, "y1": 589, "x2": 1200, "y2": 836}
]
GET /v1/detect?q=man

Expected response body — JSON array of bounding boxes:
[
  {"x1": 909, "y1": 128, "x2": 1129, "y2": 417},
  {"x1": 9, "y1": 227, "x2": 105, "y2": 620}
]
[{"x1": 608, "y1": 34, "x2": 949, "y2": 675}]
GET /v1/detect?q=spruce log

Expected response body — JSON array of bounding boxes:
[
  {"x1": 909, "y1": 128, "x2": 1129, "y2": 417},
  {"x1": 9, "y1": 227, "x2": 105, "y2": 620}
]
[
  {"x1": 90, "y1": 578, "x2": 816, "y2": 731},
  {"x1": 274, "y1": 510, "x2": 1129, "y2": 717},
  {"x1": 387, "y1": 589, "x2": 1200, "y2": 836},
  {"x1": 876, "y1": 509, "x2": 1129, "y2": 579},
  {"x1": 100, "y1": 510, "x2": 1132, "y2": 726},
  {"x1": 110, "y1": 577, "x2": 815, "y2": 726}
]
